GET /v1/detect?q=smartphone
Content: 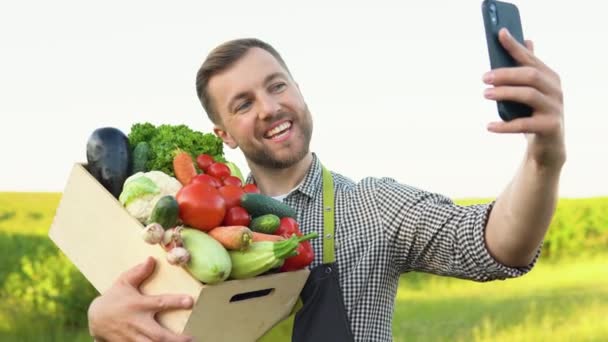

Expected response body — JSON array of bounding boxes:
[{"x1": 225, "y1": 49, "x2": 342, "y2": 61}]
[{"x1": 482, "y1": 0, "x2": 533, "y2": 121}]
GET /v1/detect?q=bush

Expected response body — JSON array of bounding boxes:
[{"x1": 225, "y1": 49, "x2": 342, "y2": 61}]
[
  {"x1": 457, "y1": 197, "x2": 608, "y2": 260},
  {"x1": 542, "y1": 198, "x2": 608, "y2": 259},
  {"x1": 0, "y1": 236, "x2": 98, "y2": 330}
]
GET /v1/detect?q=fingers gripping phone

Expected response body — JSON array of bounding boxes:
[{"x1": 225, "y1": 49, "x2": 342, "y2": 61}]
[{"x1": 482, "y1": 0, "x2": 533, "y2": 121}]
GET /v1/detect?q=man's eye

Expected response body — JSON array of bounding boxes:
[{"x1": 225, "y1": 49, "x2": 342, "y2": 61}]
[
  {"x1": 270, "y1": 82, "x2": 287, "y2": 93},
  {"x1": 236, "y1": 101, "x2": 251, "y2": 112}
]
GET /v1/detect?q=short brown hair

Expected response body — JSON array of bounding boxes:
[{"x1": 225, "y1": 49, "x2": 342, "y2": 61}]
[{"x1": 195, "y1": 38, "x2": 291, "y2": 124}]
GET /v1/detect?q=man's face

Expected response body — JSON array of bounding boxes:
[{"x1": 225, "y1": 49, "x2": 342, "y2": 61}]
[{"x1": 208, "y1": 48, "x2": 313, "y2": 169}]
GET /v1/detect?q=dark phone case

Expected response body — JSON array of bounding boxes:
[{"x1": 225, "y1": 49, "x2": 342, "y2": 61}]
[{"x1": 482, "y1": 0, "x2": 533, "y2": 121}]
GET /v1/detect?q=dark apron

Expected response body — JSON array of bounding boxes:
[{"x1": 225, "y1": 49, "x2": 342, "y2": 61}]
[{"x1": 258, "y1": 165, "x2": 354, "y2": 342}]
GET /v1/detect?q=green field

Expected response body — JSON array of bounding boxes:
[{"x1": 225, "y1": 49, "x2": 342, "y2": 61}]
[{"x1": 1, "y1": 192, "x2": 607, "y2": 341}]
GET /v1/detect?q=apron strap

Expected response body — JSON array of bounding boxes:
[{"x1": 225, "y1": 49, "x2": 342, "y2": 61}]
[
  {"x1": 257, "y1": 162, "x2": 339, "y2": 342},
  {"x1": 321, "y1": 165, "x2": 335, "y2": 264}
]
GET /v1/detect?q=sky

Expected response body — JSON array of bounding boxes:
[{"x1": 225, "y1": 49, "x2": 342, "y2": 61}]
[{"x1": 0, "y1": 1, "x2": 606, "y2": 198}]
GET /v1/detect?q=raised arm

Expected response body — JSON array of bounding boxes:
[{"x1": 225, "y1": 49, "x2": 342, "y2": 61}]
[{"x1": 482, "y1": 28, "x2": 566, "y2": 267}]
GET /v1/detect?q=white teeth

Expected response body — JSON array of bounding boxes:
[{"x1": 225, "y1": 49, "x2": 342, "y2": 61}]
[{"x1": 265, "y1": 122, "x2": 291, "y2": 138}]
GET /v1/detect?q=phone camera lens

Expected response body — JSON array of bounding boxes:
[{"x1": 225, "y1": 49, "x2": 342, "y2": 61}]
[{"x1": 489, "y1": 3, "x2": 497, "y2": 24}]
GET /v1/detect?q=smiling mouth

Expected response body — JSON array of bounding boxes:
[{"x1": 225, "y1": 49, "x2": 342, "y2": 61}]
[{"x1": 264, "y1": 121, "x2": 292, "y2": 139}]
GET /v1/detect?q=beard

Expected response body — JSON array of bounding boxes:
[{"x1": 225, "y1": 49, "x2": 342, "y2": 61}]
[{"x1": 242, "y1": 107, "x2": 313, "y2": 169}]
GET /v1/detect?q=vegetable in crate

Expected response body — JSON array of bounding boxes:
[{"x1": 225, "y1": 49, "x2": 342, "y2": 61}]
[
  {"x1": 173, "y1": 150, "x2": 198, "y2": 186},
  {"x1": 176, "y1": 182, "x2": 226, "y2": 231},
  {"x1": 280, "y1": 240, "x2": 314, "y2": 271},
  {"x1": 178, "y1": 227, "x2": 232, "y2": 284},
  {"x1": 222, "y1": 206, "x2": 251, "y2": 227},
  {"x1": 275, "y1": 217, "x2": 301, "y2": 237},
  {"x1": 206, "y1": 162, "x2": 231, "y2": 180},
  {"x1": 228, "y1": 232, "x2": 318, "y2": 279},
  {"x1": 240, "y1": 193, "x2": 296, "y2": 218},
  {"x1": 118, "y1": 171, "x2": 182, "y2": 223},
  {"x1": 249, "y1": 214, "x2": 280, "y2": 234},
  {"x1": 242, "y1": 183, "x2": 260, "y2": 194},
  {"x1": 218, "y1": 185, "x2": 245, "y2": 209},
  {"x1": 252, "y1": 232, "x2": 285, "y2": 242},
  {"x1": 195, "y1": 153, "x2": 214, "y2": 172},
  {"x1": 86, "y1": 127, "x2": 133, "y2": 198},
  {"x1": 209, "y1": 226, "x2": 253, "y2": 251},
  {"x1": 141, "y1": 223, "x2": 164, "y2": 244},
  {"x1": 225, "y1": 161, "x2": 244, "y2": 183},
  {"x1": 132, "y1": 141, "x2": 150, "y2": 173},
  {"x1": 147, "y1": 195, "x2": 179, "y2": 229},
  {"x1": 276, "y1": 217, "x2": 316, "y2": 271},
  {"x1": 191, "y1": 174, "x2": 222, "y2": 188},
  {"x1": 222, "y1": 175, "x2": 242, "y2": 187},
  {"x1": 127, "y1": 123, "x2": 225, "y2": 176}
]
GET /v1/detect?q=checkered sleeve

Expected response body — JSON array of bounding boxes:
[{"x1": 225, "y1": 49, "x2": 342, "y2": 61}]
[{"x1": 375, "y1": 177, "x2": 539, "y2": 282}]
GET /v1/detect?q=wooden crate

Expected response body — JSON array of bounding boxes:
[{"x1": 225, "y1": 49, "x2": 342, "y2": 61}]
[{"x1": 49, "y1": 164, "x2": 308, "y2": 341}]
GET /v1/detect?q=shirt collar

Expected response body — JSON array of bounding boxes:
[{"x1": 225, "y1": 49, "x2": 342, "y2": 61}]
[{"x1": 245, "y1": 152, "x2": 323, "y2": 200}]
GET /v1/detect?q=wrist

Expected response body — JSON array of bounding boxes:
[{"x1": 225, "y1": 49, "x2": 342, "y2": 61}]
[{"x1": 525, "y1": 137, "x2": 566, "y2": 172}]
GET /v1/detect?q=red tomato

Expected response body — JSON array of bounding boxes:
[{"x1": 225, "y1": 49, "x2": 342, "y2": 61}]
[
  {"x1": 176, "y1": 183, "x2": 226, "y2": 231},
  {"x1": 218, "y1": 185, "x2": 245, "y2": 209},
  {"x1": 242, "y1": 183, "x2": 261, "y2": 194},
  {"x1": 223, "y1": 176, "x2": 243, "y2": 187},
  {"x1": 222, "y1": 206, "x2": 251, "y2": 226},
  {"x1": 196, "y1": 154, "x2": 215, "y2": 172},
  {"x1": 191, "y1": 174, "x2": 222, "y2": 188},
  {"x1": 206, "y1": 162, "x2": 231, "y2": 180}
]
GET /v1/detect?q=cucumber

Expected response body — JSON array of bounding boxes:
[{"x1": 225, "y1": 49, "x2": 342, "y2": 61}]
[
  {"x1": 181, "y1": 228, "x2": 232, "y2": 284},
  {"x1": 249, "y1": 214, "x2": 280, "y2": 234},
  {"x1": 132, "y1": 141, "x2": 150, "y2": 174},
  {"x1": 147, "y1": 195, "x2": 179, "y2": 229},
  {"x1": 240, "y1": 193, "x2": 297, "y2": 219}
]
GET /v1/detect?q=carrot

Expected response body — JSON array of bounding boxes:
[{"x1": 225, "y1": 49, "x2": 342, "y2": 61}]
[
  {"x1": 173, "y1": 150, "x2": 197, "y2": 185},
  {"x1": 252, "y1": 232, "x2": 285, "y2": 242},
  {"x1": 209, "y1": 226, "x2": 253, "y2": 251}
]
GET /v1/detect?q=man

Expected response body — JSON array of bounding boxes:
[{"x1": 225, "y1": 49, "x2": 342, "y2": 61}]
[{"x1": 88, "y1": 29, "x2": 565, "y2": 341}]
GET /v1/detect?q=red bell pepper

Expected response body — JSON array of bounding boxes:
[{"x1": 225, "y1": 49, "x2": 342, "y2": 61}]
[
  {"x1": 276, "y1": 217, "x2": 315, "y2": 271},
  {"x1": 280, "y1": 240, "x2": 314, "y2": 271},
  {"x1": 275, "y1": 217, "x2": 301, "y2": 238}
]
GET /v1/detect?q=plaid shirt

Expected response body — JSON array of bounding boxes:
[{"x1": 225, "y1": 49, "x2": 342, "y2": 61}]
[{"x1": 250, "y1": 153, "x2": 537, "y2": 341}]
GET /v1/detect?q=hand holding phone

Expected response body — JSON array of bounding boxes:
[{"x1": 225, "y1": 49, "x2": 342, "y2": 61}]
[{"x1": 482, "y1": 0, "x2": 533, "y2": 121}]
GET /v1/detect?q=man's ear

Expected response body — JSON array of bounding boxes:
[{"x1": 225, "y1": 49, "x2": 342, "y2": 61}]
[{"x1": 214, "y1": 126, "x2": 238, "y2": 149}]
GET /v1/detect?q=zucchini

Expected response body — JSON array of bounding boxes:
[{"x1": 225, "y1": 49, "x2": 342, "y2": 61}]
[
  {"x1": 240, "y1": 193, "x2": 296, "y2": 218},
  {"x1": 132, "y1": 141, "x2": 150, "y2": 174},
  {"x1": 180, "y1": 228, "x2": 232, "y2": 284},
  {"x1": 147, "y1": 195, "x2": 179, "y2": 229},
  {"x1": 86, "y1": 127, "x2": 133, "y2": 198},
  {"x1": 249, "y1": 214, "x2": 280, "y2": 234},
  {"x1": 228, "y1": 232, "x2": 318, "y2": 279}
]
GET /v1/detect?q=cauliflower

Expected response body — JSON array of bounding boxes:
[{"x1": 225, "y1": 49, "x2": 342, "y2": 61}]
[{"x1": 118, "y1": 171, "x2": 182, "y2": 223}]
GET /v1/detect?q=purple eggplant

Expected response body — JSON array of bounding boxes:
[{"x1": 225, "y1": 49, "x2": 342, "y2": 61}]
[{"x1": 86, "y1": 127, "x2": 132, "y2": 198}]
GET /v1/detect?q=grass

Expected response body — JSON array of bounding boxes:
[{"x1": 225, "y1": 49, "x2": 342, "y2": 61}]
[
  {"x1": 0, "y1": 192, "x2": 61, "y2": 235},
  {"x1": 1, "y1": 192, "x2": 607, "y2": 341},
  {"x1": 394, "y1": 254, "x2": 608, "y2": 341}
]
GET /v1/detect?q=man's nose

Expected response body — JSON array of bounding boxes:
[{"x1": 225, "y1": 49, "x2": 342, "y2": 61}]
[{"x1": 257, "y1": 94, "x2": 281, "y2": 120}]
